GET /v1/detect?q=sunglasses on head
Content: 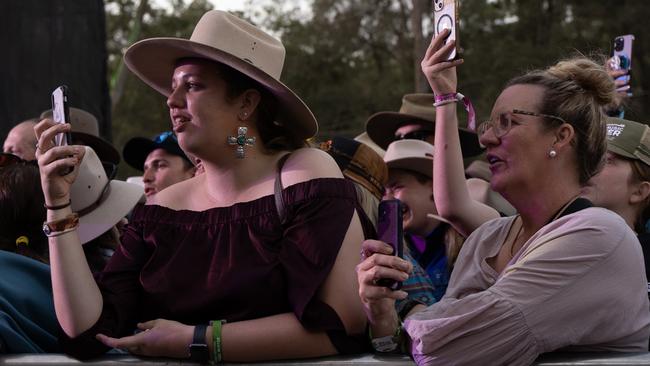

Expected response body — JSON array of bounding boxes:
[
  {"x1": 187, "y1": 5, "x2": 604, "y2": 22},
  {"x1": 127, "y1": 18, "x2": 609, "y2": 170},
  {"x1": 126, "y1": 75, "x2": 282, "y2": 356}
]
[
  {"x1": 394, "y1": 130, "x2": 434, "y2": 141},
  {"x1": 154, "y1": 131, "x2": 177, "y2": 144}
]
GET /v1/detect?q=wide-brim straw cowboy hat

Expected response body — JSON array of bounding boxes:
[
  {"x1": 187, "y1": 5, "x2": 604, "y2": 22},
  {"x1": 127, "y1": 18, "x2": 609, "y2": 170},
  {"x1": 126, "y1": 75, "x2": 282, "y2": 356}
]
[
  {"x1": 71, "y1": 146, "x2": 144, "y2": 244},
  {"x1": 383, "y1": 139, "x2": 434, "y2": 178},
  {"x1": 366, "y1": 93, "x2": 482, "y2": 157},
  {"x1": 124, "y1": 10, "x2": 317, "y2": 140},
  {"x1": 40, "y1": 107, "x2": 121, "y2": 165}
]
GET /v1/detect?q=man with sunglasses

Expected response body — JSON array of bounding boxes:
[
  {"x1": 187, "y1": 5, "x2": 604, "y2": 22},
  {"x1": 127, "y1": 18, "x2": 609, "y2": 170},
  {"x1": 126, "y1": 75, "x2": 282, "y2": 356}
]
[{"x1": 123, "y1": 131, "x2": 195, "y2": 202}]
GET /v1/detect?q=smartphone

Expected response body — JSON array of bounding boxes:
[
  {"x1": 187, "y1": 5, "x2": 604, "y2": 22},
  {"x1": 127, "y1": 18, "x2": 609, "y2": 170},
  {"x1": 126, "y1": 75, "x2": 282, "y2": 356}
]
[
  {"x1": 611, "y1": 34, "x2": 634, "y2": 95},
  {"x1": 433, "y1": 0, "x2": 460, "y2": 60},
  {"x1": 375, "y1": 199, "x2": 404, "y2": 290},
  {"x1": 51, "y1": 85, "x2": 71, "y2": 146}
]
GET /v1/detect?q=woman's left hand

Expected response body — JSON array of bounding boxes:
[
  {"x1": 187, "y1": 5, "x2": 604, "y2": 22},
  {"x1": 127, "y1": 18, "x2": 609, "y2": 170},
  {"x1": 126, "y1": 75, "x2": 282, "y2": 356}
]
[
  {"x1": 421, "y1": 28, "x2": 465, "y2": 95},
  {"x1": 96, "y1": 319, "x2": 194, "y2": 358}
]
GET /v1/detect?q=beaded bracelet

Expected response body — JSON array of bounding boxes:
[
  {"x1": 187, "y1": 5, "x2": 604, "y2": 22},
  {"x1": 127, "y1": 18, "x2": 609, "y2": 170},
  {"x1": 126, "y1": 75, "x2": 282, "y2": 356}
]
[{"x1": 433, "y1": 92, "x2": 477, "y2": 131}]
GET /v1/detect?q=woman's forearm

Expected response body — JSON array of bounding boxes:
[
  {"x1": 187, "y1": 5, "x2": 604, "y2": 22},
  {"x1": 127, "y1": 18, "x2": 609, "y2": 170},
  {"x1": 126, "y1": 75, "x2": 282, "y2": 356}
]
[
  {"x1": 433, "y1": 104, "x2": 498, "y2": 236},
  {"x1": 218, "y1": 313, "x2": 337, "y2": 361},
  {"x1": 47, "y1": 207, "x2": 103, "y2": 337}
]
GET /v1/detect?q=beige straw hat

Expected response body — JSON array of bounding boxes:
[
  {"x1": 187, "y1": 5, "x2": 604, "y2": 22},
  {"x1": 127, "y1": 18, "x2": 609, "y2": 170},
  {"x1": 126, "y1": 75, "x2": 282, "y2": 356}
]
[
  {"x1": 383, "y1": 139, "x2": 434, "y2": 178},
  {"x1": 124, "y1": 10, "x2": 317, "y2": 140},
  {"x1": 71, "y1": 147, "x2": 143, "y2": 244}
]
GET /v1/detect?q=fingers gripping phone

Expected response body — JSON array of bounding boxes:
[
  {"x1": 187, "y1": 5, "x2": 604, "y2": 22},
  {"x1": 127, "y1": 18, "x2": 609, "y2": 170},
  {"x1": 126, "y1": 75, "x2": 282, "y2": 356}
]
[
  {"x1": 610, "y1": 34, "x2": 634, "y2": 95},
  {"x1": 433, "y1": 0, "x2": 460, "y2": 60},
  {"x1": 51, "y1": 85, "x2": 72, "y2": 146},
  {"x1": 375, "y1": 199, "x2": 404, "y2": 290}
]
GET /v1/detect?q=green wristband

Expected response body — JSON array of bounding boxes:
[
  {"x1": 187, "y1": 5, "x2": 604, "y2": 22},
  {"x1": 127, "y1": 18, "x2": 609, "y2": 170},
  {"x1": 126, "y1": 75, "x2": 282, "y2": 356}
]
[{"x1": 210, "y1": 320, "x2": 226, "y2": 364}]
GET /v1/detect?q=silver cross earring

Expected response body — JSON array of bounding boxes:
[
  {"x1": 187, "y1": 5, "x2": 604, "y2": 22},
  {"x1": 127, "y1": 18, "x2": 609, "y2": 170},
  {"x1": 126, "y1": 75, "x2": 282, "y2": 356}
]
[{"x1": 227, "y1": 127, "x2": 256, "y2": 159}]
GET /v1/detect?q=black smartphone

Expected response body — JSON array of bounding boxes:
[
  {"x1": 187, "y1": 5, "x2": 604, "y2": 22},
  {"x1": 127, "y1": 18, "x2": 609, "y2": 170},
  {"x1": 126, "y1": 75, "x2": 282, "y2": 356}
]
[
  {"x1": 375, "y1": 199, "x2": 404, "y2": 290},
  {"x1": 611, "y1": 34, "x2": 634, "y2": 95},
  {"x1": 51, "y1": 85, "x2": 71, "y2": 146},
  {"x1": 433, "y1": 0, "x2": 460, "y2": 60}
]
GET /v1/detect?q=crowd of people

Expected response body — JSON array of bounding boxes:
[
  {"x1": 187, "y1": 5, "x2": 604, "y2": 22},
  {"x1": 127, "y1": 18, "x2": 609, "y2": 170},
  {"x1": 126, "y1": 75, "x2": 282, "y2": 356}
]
[{"x1": 1, "y1": 9, "x2": 650, "y2": 366}]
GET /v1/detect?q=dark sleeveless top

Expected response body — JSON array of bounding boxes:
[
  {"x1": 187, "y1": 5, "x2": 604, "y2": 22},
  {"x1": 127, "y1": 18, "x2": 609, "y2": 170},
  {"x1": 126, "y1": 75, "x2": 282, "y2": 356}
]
[{"x1": 61, "y1": 177, "x2": 369, "y2": 358}]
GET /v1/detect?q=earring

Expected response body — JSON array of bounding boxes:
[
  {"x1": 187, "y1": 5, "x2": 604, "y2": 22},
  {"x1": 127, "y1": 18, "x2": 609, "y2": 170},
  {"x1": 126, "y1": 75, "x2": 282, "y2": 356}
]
[
  {"x1": 227, "y1": 127, "x2": 256, "y2": 159},
  {"x1": 548, "y1": 149, "x2": 557, "y2": 158},
  {"x1": 239, "y1": 111, "x2": 249, "y2": 121}
]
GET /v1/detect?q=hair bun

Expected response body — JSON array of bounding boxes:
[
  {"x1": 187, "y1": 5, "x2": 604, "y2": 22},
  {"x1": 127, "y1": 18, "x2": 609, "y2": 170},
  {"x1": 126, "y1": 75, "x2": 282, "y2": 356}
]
[{"x1": 546, "y1": 57, "x2": 617, "y2": 107}]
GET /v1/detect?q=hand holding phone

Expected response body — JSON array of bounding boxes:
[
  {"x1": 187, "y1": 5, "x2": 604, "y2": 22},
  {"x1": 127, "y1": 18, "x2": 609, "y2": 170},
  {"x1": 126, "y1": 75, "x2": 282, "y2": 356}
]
[
  {"x1": 375, "y1": 199, "x2": 404, "y2": 290},
  {"x1": 433, "y1": 0, "x2": 460, "y2": 60},
  {"x1": 610, "y1": 34, "x2": 634, "y2": 95}
]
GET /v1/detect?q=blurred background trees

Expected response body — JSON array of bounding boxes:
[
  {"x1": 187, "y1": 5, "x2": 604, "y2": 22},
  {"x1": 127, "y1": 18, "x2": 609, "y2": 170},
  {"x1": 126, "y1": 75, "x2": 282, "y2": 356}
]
[{"x1": 4, "y1": 0, "x2": 649, "y2": 178}]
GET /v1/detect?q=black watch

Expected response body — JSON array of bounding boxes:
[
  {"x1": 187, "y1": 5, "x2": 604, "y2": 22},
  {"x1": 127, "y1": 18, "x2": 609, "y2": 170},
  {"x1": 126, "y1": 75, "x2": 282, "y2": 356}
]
[{"x1": 189, "y1": 324, "x2": 209, "y2": 363}]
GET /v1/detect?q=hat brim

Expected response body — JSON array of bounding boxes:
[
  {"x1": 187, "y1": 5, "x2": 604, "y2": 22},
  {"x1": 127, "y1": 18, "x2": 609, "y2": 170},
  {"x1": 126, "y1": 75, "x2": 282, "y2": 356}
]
[
  {"x1": 123, "y1": 137, "x2": 190, "y2": 172},
  {"x1": 365, "y1": 112, "x2": 483, "y2": 157},
  {"x1": 386, "y1": 157, "x2": 433, "y2": 179},
  {"x1": 71, "y1": 132, "x2": 120, "y2": 165},
  {"x1": 124, "y1": 38, "x2": 318, "y2": 140},
  {"x1": 78, "y1": 180, "x2": 144, "y2": 244},
  {"x1": 608, "y1": 144, "x2": 638, "y2": 161}
]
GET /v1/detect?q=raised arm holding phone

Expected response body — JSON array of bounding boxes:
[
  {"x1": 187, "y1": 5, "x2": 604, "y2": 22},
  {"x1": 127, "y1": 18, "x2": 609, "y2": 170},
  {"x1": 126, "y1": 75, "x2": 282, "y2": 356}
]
[
  {"x1": 35, "y1": 10, "x2": 367, "y2": 363},
  {"x1": 358, "y1": 29, "x2": 649, "y2": 365}
]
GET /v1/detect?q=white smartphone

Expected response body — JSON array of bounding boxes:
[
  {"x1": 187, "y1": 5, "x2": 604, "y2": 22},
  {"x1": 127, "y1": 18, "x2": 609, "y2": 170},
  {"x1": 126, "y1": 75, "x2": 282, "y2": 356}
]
[
  {"x1": 51, "y1": 85, "x2": 71, "y2": 146},
  {"x1": 433, "y1": 0, "x2": 460, "y2": 60}
]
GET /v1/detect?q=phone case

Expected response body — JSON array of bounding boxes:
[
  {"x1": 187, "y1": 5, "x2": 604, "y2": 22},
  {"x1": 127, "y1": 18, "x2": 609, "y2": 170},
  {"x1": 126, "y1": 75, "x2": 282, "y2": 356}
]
[
  {"x1": 51, "y1": 85, "x2": 71, "y2": 147},
  {"x1": 375, "y1": 199, "x2": 404, "y2": 290},
  {"x1": 433, "y1": 0, "x2": 459, "y2": 60},
  {"x1": 612, "y1": 34, "x2": 634, "y2": 89}
]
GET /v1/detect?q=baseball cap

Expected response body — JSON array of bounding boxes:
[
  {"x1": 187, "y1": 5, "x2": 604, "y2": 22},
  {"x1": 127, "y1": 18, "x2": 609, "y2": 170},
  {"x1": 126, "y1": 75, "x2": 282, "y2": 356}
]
[
  {"x1": 606, "y1": 117, "x2": 650, "y2": 166},
  {"x1": 123, "y1": 131, "x2": 191, "y2": 171}
]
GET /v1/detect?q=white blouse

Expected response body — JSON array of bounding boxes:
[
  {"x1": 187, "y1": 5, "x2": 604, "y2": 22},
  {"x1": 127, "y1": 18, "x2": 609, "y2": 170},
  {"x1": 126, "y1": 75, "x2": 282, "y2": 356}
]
[{"x1": 405, "y1": 207, "x2": 650, "y2": 366}]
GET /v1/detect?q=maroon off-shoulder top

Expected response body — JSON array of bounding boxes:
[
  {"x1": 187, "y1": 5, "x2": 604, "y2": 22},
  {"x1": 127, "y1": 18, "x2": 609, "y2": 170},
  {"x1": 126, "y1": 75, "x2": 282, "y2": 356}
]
[{"x1": 61, "y1": 178, "x2": 369, "y2": 358}]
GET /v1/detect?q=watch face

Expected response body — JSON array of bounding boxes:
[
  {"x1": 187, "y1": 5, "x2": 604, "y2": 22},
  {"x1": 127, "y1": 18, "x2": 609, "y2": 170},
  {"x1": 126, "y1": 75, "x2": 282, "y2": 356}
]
[{"x1": 42, "y1": 223, "x2": 52, "y2": 236}]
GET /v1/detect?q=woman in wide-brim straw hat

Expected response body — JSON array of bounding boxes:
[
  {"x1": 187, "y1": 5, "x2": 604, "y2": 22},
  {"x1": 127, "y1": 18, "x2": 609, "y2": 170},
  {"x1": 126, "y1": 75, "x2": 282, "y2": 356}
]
[{"x1": 34, "y1": 10, "x2": 367, "y2": 362}]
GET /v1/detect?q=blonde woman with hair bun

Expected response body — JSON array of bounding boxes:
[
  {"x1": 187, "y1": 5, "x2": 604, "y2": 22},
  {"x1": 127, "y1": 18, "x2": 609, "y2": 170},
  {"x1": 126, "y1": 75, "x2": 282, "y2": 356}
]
[{"x1": 357, "y1": 28, "x2": 650, "y2": 365}]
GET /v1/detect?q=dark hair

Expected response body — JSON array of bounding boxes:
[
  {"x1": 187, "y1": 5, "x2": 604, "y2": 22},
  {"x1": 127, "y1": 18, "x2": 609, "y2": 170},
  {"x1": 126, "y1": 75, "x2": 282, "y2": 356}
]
[
  {"x1": 0, "y1": 163, "x2": 48, "y2": 263},
  {"x1": 213, "y1": 62, "x2": 307, "y2": 152},
  {"x1": 506, "y1": 57, "x2": 617, "y2": 185}
]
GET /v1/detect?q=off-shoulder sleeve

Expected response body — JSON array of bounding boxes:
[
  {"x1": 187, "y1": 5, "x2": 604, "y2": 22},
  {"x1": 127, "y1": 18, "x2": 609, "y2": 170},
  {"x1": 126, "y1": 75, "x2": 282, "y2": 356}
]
[
  {"x1": 278, "y1": 178, "x2": 368, "y2": 353},
  {"x1": 60, "y1": 204, "x2": 152, "y2": 359},
  {"x1": 405, "y1": 208, "x2": 650, "y2": 366}
]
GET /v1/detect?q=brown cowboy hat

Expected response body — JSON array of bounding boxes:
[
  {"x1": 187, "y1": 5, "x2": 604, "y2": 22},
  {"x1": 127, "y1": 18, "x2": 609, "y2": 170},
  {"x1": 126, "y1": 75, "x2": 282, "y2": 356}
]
[
  {"x1": 365, "y1": 93, "x2": 482, "y2": 157},
  {"x1": 124, "y1": 10, "x2": 317, "y2": 140}
]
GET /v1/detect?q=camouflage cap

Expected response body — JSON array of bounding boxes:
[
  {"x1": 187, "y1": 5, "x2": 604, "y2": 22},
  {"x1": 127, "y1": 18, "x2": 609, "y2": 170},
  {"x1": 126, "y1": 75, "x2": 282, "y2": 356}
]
[{"x1": 606, "y1": 117, "x2": 650, "y2": 167}]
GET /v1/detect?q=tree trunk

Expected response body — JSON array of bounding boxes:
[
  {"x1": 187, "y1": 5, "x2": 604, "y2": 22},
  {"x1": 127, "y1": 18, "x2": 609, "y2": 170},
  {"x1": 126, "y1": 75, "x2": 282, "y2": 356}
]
[{"x1": 412, "y1": 0, "x2": 429, "y2": 92}]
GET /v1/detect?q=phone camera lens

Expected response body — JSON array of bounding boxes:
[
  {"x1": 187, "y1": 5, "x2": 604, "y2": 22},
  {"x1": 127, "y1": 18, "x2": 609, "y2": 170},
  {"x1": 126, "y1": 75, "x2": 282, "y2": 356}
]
[{"x1": 614, "y1": 38, "x2": 625, "y2": 52}]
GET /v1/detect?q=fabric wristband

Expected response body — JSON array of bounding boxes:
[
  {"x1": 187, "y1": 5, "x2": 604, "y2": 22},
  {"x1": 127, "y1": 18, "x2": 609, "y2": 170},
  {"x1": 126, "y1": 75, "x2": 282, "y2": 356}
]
[
  {"x1": 210, "y1": 319, "x2": 226, "y2": 364},
  {"x1": 434, "y1": 92, "x2": 477, "y2": 131}
]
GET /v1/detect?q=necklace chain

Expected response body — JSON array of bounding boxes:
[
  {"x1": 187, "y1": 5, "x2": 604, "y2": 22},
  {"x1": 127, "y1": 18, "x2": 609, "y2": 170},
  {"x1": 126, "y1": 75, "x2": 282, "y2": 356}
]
[{"x1": 508, "y1": 195, "x2": 581, "y2": 258}]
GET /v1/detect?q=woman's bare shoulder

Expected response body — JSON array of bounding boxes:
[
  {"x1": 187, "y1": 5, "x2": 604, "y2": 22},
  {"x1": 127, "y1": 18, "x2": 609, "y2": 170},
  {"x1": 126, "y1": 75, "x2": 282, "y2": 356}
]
[
  {"x1": 146, "y1": 175, "x2": 202, "y2": 209},
  {"x1": 280, "y1": 147, "x2": 343, "y2": 187}
]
